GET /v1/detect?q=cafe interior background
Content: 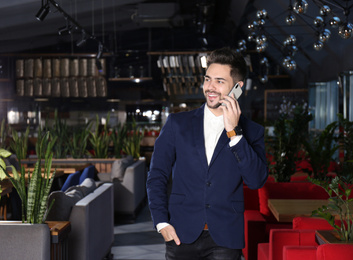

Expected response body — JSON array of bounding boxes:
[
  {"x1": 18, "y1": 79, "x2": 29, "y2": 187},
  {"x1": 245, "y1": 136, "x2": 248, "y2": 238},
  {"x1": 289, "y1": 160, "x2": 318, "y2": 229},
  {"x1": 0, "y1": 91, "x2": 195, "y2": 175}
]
[{"x1": 0, "y1": 0, "x2": 353, "y2": 148}]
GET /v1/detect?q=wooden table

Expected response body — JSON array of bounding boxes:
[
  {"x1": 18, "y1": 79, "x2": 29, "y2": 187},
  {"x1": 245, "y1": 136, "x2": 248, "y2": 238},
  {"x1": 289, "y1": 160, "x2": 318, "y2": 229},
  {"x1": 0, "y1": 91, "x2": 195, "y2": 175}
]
[
  {"x1": 46, "y1": 221, "x2": 71, "y2": 260},
  {"x1": 268, "y1": 199, "x2": 329, "y2": 222}
]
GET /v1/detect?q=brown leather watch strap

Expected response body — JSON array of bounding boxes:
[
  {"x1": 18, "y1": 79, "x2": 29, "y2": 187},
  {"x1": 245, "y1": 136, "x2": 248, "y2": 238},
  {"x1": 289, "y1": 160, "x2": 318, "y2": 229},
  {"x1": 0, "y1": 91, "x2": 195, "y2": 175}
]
[{"x1": 226, "y1": 130, "x2": 236, "y2": 138}]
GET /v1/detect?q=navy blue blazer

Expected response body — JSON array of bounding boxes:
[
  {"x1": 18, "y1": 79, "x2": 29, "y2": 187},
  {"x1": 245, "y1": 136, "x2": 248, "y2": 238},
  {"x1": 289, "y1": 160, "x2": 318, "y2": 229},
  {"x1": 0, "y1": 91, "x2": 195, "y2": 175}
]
[{"x1": 147, "y1": 104, "x2": 268, "y2": 249}]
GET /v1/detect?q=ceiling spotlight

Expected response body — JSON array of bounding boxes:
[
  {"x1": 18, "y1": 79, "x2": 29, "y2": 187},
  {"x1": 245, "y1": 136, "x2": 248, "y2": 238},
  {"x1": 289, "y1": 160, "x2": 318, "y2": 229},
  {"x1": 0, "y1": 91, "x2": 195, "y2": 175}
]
[
  {"x1": 58, "y1": 23, "x2": 72, "y2": 35},
  {"x1": 96, "y1": 42, "x2": 103, "y2": 59},
  {"x1": 256, "y1": 9, "x2": 268, "y2": 19},
  {"x1": 76, "y1": 31, "x2": 87, "y2": 47},
  {"x1": 35, "y1": 4, "x2": 50, "y2": 21}
]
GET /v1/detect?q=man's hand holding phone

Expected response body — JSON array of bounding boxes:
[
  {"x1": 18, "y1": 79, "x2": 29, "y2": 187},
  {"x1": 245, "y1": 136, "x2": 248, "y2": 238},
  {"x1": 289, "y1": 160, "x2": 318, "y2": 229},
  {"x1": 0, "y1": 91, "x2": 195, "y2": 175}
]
[{"x1": 220, "y1": 82, "x2": 242, "y2": 133}]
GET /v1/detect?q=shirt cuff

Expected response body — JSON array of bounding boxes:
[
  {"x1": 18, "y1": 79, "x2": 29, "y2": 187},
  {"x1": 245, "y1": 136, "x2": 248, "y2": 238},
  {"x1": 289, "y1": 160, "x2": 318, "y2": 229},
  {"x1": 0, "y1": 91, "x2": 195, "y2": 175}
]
[
  {"x1": 156, "y1": 222, "x2": 170, "y2": 233},
  {"x1": 229, "y1": 135, "x2": 242, "y2": 147}
]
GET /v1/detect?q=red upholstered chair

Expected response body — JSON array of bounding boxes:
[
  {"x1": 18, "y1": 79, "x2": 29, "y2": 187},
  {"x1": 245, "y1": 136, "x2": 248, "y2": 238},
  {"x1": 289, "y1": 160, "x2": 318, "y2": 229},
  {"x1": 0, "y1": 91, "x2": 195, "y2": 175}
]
[
  {"x1": 257, "y1": 229, "x2": 317, "y2": 260},
  {"x1": 317, "y1": 244, "x2": 353, "y2": 260},
  {"x1": 283, "y1": 245, "x2": 317, "y2": 260}
]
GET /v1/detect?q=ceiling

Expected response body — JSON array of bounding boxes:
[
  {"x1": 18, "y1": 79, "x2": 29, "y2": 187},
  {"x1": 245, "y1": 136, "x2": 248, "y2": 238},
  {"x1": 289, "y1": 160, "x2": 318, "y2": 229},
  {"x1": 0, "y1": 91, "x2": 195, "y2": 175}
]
[{"x1": 1, "y1": 0, "x2": 353, "y2": 87}]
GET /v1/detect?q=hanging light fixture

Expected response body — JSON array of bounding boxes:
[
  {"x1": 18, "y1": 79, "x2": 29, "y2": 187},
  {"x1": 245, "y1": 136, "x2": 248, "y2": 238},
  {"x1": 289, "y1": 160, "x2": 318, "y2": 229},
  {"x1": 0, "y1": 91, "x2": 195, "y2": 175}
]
[
  {"x1": 293, "y1": 0, "x2": 308, "y2": 14},
  {"x1": 35, "y1": 0, "x2": 50, "y2": 21}
]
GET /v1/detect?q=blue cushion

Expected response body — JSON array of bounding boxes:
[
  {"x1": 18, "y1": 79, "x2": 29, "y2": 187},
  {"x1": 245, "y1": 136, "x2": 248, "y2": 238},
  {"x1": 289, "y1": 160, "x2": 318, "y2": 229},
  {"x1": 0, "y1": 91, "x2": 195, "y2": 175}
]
[
  {"x1": 79, "y1": 165, "x2": 95, "y2": 184},
  {"x1": 61, "y1": 171, "x2": 81, "y2": 192}
]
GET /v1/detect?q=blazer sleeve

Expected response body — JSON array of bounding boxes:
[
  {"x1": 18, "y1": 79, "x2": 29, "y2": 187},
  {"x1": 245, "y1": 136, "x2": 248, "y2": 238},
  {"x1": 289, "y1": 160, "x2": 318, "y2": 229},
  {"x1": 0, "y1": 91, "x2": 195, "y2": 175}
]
[
  {"x1": 146, "y1": 114, "x2": 176, "y2": 227},
  {"x1": 230, "y1": 119, "x2": 268, "y2": 190}
]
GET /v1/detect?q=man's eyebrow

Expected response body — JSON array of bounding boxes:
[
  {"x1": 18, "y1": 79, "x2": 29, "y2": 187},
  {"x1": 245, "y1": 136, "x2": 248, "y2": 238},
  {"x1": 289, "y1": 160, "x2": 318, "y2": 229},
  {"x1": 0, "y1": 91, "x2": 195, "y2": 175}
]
[{"x1": 204, "y1": 75, "x2": 227, "y2": 81}]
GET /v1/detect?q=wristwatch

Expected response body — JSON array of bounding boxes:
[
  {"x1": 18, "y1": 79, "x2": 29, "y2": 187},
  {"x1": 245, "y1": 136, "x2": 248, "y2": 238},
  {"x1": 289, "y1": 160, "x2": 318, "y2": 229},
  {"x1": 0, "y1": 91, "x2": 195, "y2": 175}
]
[{"x1": 226, "y1": 126, "x2": 243, "y2": 138}]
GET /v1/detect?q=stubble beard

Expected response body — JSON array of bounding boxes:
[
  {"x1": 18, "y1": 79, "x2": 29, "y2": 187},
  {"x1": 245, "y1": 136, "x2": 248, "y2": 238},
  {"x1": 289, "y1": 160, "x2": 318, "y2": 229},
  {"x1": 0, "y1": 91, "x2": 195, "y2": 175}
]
[{"x1": 205, "y1": 91, "x2": 222, "y2": 109}]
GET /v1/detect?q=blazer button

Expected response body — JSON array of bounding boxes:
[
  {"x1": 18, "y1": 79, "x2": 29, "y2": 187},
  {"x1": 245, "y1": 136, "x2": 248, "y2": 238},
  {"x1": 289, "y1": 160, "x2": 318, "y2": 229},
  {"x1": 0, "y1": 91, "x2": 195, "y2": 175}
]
[
  {"x1": 206, "y1": 204, "x2": 210, "y2": 208},
  {"x1": 206, "y1": 182, "x2": 211, "y2": 187}
]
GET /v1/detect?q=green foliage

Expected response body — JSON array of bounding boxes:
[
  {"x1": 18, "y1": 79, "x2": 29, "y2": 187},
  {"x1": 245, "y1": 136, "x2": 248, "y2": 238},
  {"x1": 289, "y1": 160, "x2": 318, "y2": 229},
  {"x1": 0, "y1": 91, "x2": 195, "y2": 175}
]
[
  {"x1": 0, "y1": 119, "x2": 9, "y2": 149},
  {"x1": 111, "y1": 122, "x2": 127, "y2": 158},
  {"x1": 49, "y1": 110, "x2": 70, "y2": 158},
  {"x1": 10, "y1": 126, "x2": 30, "y2": 161},
  {"x1": 68, "y1": 124, "x2": 91, "y2": 158},
  {"x1": 337, "y1": 114, "x2": 353, "y2": 179},
  {"x1": 303, "y1": 121, "x2": 339, "y2": 180},
  {"x1": 123, "y1": 119, "x2": 143, "y2": 159},
  {"x1": 311, "y1": 175, "x2": 353, "y2": 242},
  {"x1": 0, "y1": 132, "x2": 57, "y2": 223},
  {"x1": 268, "y1": 105, "x2": 313, "y2": 182},
  {"x1": 88, "y1": 113, "x2": 111, "y2": 158}
]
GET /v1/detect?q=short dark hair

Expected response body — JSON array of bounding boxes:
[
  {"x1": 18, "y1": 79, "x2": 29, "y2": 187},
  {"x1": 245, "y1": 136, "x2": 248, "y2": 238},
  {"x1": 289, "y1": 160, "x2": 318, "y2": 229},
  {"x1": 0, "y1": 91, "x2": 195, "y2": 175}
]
[{"x1": 206, "y1": 47, "x2": 247, "y2": 82}]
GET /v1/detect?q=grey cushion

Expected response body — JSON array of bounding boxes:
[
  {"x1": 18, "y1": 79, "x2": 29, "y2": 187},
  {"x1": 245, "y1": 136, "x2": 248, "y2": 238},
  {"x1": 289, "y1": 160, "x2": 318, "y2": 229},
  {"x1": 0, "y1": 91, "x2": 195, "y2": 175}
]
[
  {"x1": 66, "y1": 177, "x2": 96, "y2": 197},
  {"x1": 46, "y1": 188, "x2": 84, "y2": 221},
  {"x1": 111, "y1": 156, "x2": 134, "y2": 182}
]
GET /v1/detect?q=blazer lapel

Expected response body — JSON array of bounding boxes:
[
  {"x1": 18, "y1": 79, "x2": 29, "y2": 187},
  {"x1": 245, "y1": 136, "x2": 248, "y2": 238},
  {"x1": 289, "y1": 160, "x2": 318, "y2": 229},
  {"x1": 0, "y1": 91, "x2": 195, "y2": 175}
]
[
  {"x1": 209, "y1": 130, "x2": 228, "y2": 168},
  {"x1": 192, "y1": 105, "x2": 208, "y2": 171}
]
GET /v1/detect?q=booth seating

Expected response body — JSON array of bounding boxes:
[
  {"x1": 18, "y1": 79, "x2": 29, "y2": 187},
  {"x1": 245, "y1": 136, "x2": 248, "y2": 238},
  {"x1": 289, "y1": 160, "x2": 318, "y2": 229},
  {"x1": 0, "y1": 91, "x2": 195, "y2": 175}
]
[
  {"x1": 97, "y1": 157, "x2": 147, "y2": 220},
  {"x1": 47, "y1": 178, "x2": 114, "y2": 260},
  {"x1": 242, "y1": 180, "x2": 330, "y2": 260},
  {"x1": 257, "y1": 217, "x2": 340, "y2": 260}
]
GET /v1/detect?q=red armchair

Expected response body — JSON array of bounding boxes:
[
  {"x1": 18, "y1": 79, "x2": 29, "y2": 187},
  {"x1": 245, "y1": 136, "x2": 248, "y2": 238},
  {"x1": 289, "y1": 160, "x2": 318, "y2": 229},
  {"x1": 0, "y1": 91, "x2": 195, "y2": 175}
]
[
  {"x1": 243, "y1": 181, "x2": 329, "y2": 260},
  {"x1": 257, "y1": 217, "x2": 338, "y2": 260}
]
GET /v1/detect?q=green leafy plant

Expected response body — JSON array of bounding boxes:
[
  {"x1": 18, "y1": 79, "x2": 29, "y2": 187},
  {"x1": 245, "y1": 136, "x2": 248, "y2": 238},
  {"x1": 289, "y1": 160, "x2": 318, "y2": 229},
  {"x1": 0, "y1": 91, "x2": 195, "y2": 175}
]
[
  {"x1": 0, "y1": 132, "x2": 57, "y2": 223},
  {"x1": 111, "y1": 122, "x2": 128, "y2": 158},
  {"x1": 123, "y1": 119, "x2": 143, "y2": 159},
  {"x1": 10, "y1": 126, "x2": 30, "y2": 161},
  {"x1": 68, "y1": 124, "x2": 91, "y2": 158},
  {"x1": 0, "y1": 118, "x2": 9, "y2": 149},
  {"x1": 337, "y1": 114, "x2": 353, "y2": 180},
  {"x1": 303, "y1": 121, "x2": 339, "y2": 181},
  {"x1": 267, "y1": 104, "x2": 313, "y2": 182},
  {"x1": 311, "y1": 175, "x2": 353, "y2": 242},
  {"x1": 88, "y1": 113, "x2": 111, "y2": 158},
  {"x1": 49, "y1": 109, "x2": 70, "y2": 158}
]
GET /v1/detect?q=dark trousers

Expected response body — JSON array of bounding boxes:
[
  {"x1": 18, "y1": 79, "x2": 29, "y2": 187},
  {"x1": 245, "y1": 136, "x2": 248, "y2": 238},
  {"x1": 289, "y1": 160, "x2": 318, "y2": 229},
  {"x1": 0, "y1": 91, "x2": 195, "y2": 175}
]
[{"x1": 165, "y1": 231, "x2": 242, "y2": 260}]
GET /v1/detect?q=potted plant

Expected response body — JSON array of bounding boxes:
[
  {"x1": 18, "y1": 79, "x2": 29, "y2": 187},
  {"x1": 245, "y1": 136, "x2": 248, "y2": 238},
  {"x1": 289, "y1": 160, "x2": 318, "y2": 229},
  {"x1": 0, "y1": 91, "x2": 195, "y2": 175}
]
[
  {"x1": 311, "y1": 174, "x2": 353, "y2": 243},
  {"x1": 88, "y1": 113, "x2": 111, "y2": 158},
  {"x1": 267, "y1": 102, "x2": 313, "y2": 182},
  {"x1": 122, "y1": 119, "x2": 143, "y2": 159},
  {"x1": 303, "y1": 121, "x2": 339, "y2": 181},
  {"x1": 0, "y1": 131, "x2": 57, "y2": 223}
]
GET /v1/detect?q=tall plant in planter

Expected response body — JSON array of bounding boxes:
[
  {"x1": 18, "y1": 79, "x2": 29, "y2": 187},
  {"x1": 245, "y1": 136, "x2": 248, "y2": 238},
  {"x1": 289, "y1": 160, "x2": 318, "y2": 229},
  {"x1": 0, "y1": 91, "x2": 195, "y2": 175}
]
[
  {"x1": 123, "y1": 119, "x2": 143, "y2": 159},
  {"x1": 337, "y1": 114, "x2": 353, "y2": 180},
  {"x1": 303, "y1": 121, "x2": 339, "y2": 181},
  {"x1": 10, "y1": 126, "x2": 30, "y2": 161},
  {"x1": 0, "y1": 132, "x2": 57, "y2": 223},
  {"x1": 268, "y1": 104, "x2": 313, "y2": 182},
  {"x1": 89, "y1": 113, "x2": 111, "y2": 158},
  {"x1": 48, "y1": 109, "x2": 70, "y2": 158},
  {"x1": 111, "y1": 122, "x2": 127, "y2": 158},
  {"x1": 68, "y1": 124, "x2": 91, "y2": 158},
  {"x1": 311, "y1": 175, "x2": 353, "y2": 242}
]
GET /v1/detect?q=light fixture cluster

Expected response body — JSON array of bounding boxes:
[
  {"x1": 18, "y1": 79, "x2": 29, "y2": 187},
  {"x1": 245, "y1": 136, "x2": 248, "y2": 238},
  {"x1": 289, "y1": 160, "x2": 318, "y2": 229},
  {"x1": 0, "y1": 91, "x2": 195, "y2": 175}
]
[{"x1": 35, "y1": 0, "x2": 106, "y2": 71}]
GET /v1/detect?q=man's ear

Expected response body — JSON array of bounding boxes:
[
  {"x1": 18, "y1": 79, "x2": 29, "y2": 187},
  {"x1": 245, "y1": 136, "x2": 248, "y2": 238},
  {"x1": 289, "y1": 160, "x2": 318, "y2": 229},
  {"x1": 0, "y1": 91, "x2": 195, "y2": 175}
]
[{"x1": 238, "y1": 81, "x2": 244, "y2": 88}]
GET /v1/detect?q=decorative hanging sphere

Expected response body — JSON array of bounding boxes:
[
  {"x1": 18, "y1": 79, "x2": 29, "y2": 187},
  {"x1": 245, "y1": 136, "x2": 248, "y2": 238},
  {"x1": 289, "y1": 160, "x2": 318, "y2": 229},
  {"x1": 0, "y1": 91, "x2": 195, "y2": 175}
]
[
  {"x1": 313, "y1": 40, "x2": 324, "y2": 51},
  {"x1": 329, "y1": 17, "x2": 341, "y2": 28},
  {"x1": 260, "y1": 57, "x2": 269, "y2": 65},
  {"x1": 319, "y1": 29, "x2": 331, "y2": 43},
  {"x1": 283, "y1": 35, "x2": 296, "y2": 46},
  {"x1": 282, "y1": 56, "x2": 291, "y2": 67},
  {"x1": 319, "y1": 5, "x2": 331, "y2": 16},
  {"x1": 287, "y1": 60, "x2": 297, "y2": 71},
  {"x1": 293, "y1": 0, "x2": 308, "y2": 14},
  {"x1": 260, "y1": 75, "x2": 268, "y2": 84},
  {"x1": 285, "y1": 14, "x2": 296, "y2": 25},
  {"x1": 314, "y1": 16, "x2": 324, "y2": 27},
  {"x1": 338, "y1": 22, "x2": 353, "y2": 39},
  {"x1": 238, "y1": 39, "x2": 247, "y2": 48},
  {"x1": 247, "y1": 32, "x2": 257, "y2": 42},
  {"x1": 256, "y1": 34, "x2": 267, "y2": 45},
  {"x1": 258, "y1": 19, "x2": 266, "y2": 26},
  {"x1": 288, "y1": 45, "x2": 298, "y2": 56},
  {"x1": 256, "y1": 43, "x2": 268, "y2": 53},
  {"x1": 256, "y1": 9, "x2": 268, "y2": 19},
  {"x1": 248, "y1": 21, "x2": 259, "y2": 31}
]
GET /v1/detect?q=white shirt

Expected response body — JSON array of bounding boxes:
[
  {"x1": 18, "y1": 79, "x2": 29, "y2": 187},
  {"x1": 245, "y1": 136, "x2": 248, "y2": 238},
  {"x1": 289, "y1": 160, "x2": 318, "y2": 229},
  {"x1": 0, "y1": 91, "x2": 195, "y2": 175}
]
[{"x1": 156, "y1": 104, "x2": 242, "y2": 232}]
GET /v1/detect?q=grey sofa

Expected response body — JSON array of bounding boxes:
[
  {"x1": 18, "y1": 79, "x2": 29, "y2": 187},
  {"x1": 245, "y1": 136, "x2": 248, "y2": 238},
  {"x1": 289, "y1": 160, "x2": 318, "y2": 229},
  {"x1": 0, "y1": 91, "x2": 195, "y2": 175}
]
[
  {"x1": 47, "y1": 179, "x2": 114, "y2": 260},
  {"x1": 0, "y1": 223, "x2": 50, "y2": 260},
  {"x1": 98, "y1": 158, "x2": 146, "y2": 220}
]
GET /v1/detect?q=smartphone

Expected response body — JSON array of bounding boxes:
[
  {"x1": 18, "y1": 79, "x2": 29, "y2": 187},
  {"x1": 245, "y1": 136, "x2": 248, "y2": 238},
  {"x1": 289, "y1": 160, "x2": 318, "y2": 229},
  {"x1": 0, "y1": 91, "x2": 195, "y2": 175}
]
[{"x1": 221, "y1": 83, "x2": 242, "y2": 106}]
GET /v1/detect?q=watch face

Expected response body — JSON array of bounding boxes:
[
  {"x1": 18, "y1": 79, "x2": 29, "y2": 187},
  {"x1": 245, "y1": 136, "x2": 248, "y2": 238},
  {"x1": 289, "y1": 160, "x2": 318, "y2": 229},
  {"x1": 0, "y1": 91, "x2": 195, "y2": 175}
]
[{"x1": 234, "y1": 126, "x2": 243, "y2": 135}]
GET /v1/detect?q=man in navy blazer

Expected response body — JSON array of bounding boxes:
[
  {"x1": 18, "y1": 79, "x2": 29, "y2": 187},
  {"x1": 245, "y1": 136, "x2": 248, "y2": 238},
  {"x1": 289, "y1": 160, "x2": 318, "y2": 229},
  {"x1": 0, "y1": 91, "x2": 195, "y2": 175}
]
[{"x1": 147, "y1": 47, "x2": 268, "y2": 259}]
